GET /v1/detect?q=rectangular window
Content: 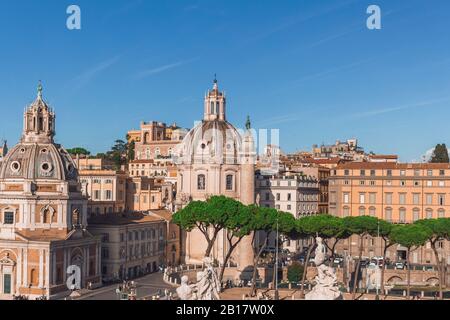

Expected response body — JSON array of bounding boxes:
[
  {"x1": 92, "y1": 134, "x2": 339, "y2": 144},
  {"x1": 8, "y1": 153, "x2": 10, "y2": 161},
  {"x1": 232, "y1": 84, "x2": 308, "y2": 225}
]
[
  {"x1": 105, "y1": 190, "x2": 112, "y2": 200},
  {"x1": 386, "y1": 170, "x2": 392, "y2": 177},
  {"x1": 94, "y1": 190, "x2": 100, "y2": 200},
  {"x1": 439, "y1": 180, "x2": 445, "y2": 187},
  {"x1": 287, "y1": 193, "x2": 292, "y2": 201},
  {"x1": 226, "y1": 175, "x2": 233, "y2": 191},
  {"x1": 4, "y1": 212, "x2": 14, "y2": 224},
  {"x1": 359, "y1": 193, "x2": 365, "y2": 204},
  {"x1": 399, "y1": 193, "x2": 406, "y2": 205},
  {"x1": 343, "y1": 193, "x2": 349, "y2": 204},
  {"x1": 426, "y1": 194, "x2": 433, "y2": 205},
  {"x1": 400, "y1": 170, "x2": 406, "y2": 176},
  {"x1": 427, "y1": 170, "x2": 433, "y2": 177},
  {"x1": 414, "y1": 169, "x2": 420, "y2": 176},
  {"x1": 439, "y1": 169, "x2": 445, "y2": 176},
  {"x1": 276, "y1": 193, "x2": 280, "y2": 201},
  {"x1": 385, "y1": 193, "x2": 392, "y2": 205},
  {"x1": 369, "y1": 193, "x2": 376, "y2": 204},
  {"x1": 360, "y1": 170, "x2": 366, "y2": 176},
  {"x1": 438, "y1": 194, "x2": 445, "y2": 206},
  {"x1": 413, "y1": 193, "x2": 420, "y2": 205},
  {"x1": 344, "y1": 170, "x2": 349, "y2": 176},
  {"x1": 370, "y1": 170, "x2": 376, "y2": 176}
]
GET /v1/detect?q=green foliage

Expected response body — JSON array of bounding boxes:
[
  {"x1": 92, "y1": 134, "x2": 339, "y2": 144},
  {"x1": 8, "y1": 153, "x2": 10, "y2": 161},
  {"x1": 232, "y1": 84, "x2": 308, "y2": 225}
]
[
  {"x1": 342, "y1": 216, "x2": 379, "y2": 237},
  {"x1": 287, "y1": 262, "x2": 304, "y2": 283},
  {"x1": 389, "y1": 224, "x2": 432, "y2": 249},
  {"x1": 430, "y1": 144, "x2": 449, "y2": 163},
  {"x1": 415, "y1": 218, "x2": 450, "y2": 241},
  {"x1": 66, "y1": 147, "x2": 90, "y2": 155},
  {"x1": 172, "y1": 200, "x2": 209, "y2": 231}
]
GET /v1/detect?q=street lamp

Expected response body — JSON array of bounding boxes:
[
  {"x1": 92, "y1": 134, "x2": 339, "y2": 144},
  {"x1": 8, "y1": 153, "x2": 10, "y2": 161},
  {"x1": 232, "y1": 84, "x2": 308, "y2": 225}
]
[
  {"x1": 274, "y1": 217, "x2": 279, "y2": 300},
  {"x1": 375, "y1": 221, "x2": 380, "y2": 300}
]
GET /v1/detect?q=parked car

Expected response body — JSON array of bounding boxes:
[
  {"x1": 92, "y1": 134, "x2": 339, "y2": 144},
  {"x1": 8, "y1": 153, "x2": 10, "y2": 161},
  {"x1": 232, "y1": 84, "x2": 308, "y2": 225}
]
[
  {"x1": 395, "y1": 262, "x2": 406, "y2": 270},
  {"x1": 333, "y1": 257, "x2": 343, "y2": 265}
]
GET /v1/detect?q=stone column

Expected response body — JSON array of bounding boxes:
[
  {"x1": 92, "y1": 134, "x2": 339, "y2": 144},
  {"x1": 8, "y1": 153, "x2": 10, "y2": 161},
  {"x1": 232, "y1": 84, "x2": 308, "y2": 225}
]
[{"x1": 238, "y1": 130, "x2": 255, "y2": 275}]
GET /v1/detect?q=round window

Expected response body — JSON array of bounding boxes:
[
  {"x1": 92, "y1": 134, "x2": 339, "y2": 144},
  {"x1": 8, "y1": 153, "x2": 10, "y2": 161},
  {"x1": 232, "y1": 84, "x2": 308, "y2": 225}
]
[
  {"x1": 10, "y1": 161, "x2": 21, "y2": 172},
  {"x1": 20, "y1": 148, "x2": 26, "y2": 153},
  {"x1": 67, "y1": 164, "x2": 74, "y2": 173},
  {"x1": 201, "y1": 143, "x2": 206, "y2": 149},
  {"x1": 41, "y1": 162, "x2": 52, "y2": 173},
  {"x1": 41, "y1": 148, "x2": 47, "y2": 153}
]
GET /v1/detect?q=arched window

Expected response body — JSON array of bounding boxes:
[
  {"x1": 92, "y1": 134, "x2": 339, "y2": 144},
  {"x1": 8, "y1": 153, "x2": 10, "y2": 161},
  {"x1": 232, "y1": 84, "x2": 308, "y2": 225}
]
[
  {"x1": 369, "y1": 207, "x2": 376, "y2": 217},
  {"x1": 210, "y1": 101, "x2": 214, "y2": 114},
  {"x1": 38, "y1": 117, "x2": 43, "y2": 131},
  {"x1": 426, "y1": 208, "x2": 433, "y2": 219},
  {"x1": 385, "y1": 207, "x2": 392, "y2": 222},
  {"x1": 30, "y1": 269, "x2": 36, "y2": 286},
  {"x1": 399, "y1": 208, "x2": 406, "y2": 223},
  {"x1": 342, "y1": 206, "x2": 350, "y2": 217},
  {"x1": 413, "y1": 208, "x2": 420, "y2": 221},
  {"x1": 438, "y1": 209, "x2": 445, "y2": 218},
  {"x1": 197, "y1": 174, "x2": 206, "y2": 190},
  {"x1": 144, "y1": 132, "x2": 150, "y2": 144},
  {"x1": 226, "y1": 174, "x2": 234, "y2": 191},
  {"x1": 43, "y1": 209, "x2": 49, "y2": 224},
  {"x1": 359, "y1": 206, "x2": 366, "y2": 216},
  {"x1": 72, "y1": 209, "x2": 80, "y2": 226}
]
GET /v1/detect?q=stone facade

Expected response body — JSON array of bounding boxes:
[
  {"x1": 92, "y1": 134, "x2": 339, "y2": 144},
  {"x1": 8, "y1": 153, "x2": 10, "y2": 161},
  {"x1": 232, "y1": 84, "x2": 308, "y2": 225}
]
[
  {"x1": 0, "y1": 86, "x2": 101, "y2": 299},
  {"x1": 173, "y1": 79, "x2": 255, "y2": 274}
]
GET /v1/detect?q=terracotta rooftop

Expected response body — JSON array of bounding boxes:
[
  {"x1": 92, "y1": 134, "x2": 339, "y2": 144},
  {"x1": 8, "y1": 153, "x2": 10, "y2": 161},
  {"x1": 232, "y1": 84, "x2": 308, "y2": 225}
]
[{"x1": 336, "y1": 162, "x2": 450, "y2": 170}]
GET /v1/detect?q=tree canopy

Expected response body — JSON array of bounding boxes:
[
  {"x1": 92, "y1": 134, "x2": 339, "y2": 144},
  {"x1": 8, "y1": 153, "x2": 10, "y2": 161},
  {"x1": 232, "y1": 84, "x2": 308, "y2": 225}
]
[
  {"x1": 66, "y1": 147, "x2": 90, "y2": 156},
  {"x1": 430, "y1": 143, "x2": 449, "y2": 163}
]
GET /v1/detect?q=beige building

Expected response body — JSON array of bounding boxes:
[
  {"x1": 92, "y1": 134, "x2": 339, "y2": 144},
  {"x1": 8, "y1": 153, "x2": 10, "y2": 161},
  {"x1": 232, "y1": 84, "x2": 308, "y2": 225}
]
[
  {"x1": 329, "y1": 162, "x2": 450, "y2": 265},
  {"x1": 0, "y1": 86, "x2": 101, "y2": 299},
  {"x1": 79, "y1": 168, "x2": 127, "y2": 216},
  {"x1": 151, "y1": 209, "x2": 181, "y2": 267},
  {"x1": 129, "y1": 121, "x2": 187, "y2": 161},
  {"x1": 256, "y1": 173, "x2": 319, "y2": 252},
  {"x1": 126, "y1": 176, "x2": 173, "y2": 212},
  {"x1": 174, "y1": 79, "x2": 255, "y2": 275},
  {"x1": 128, "y1": 159, "x2": 178, "y2": 184},
  {"x1": 88, "y1": 212, "x2": 167, "y2": 281}
]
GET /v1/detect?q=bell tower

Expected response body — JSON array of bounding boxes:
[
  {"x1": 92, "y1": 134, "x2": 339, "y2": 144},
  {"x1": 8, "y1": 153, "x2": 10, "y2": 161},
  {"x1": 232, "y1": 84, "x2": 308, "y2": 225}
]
[
  {"x1": 22, "y1": 81, "x2": 56, "y2": 144},
  {"x1": 203, "y1": 76, "x2": 226, "y2": 121}
]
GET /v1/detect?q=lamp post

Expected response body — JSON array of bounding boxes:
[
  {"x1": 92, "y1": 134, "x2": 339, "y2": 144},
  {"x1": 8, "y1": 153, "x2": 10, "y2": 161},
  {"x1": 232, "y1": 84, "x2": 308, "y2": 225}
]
[
  {"x1": 375, "y1": 221, "x2": 380, "y2": 300},
  {"x1": 274, "y1": 218, "x2": 279, "y2": 300}
]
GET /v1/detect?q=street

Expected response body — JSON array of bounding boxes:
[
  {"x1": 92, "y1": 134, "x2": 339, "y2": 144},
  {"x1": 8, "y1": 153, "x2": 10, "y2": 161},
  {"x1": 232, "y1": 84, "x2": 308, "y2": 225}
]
[{"x1": 77, "y1": 272, "x2": 175, "y2": 300}]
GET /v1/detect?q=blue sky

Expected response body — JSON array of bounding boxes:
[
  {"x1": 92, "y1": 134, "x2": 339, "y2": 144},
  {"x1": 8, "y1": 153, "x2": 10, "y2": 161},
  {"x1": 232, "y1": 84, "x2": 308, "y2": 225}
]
[{"x1": 0, "y1": 0, "x2": 449, "y2": 161}]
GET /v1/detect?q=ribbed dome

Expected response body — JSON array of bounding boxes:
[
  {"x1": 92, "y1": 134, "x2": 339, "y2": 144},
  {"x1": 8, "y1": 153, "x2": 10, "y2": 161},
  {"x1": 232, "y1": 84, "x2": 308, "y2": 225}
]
[
  {"x1": 0, "y1": 84, "x2": 77, "y2": 182},
  {"x1": 174, "y1": 120, "x2": 242, "y2": 165},
  {"x1": 0, "y1": 142, "x2": 78, "y2": 181}
]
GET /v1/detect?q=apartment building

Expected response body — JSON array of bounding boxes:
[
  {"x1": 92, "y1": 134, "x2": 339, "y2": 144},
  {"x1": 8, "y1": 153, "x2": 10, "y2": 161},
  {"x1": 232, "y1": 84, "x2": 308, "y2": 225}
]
[
  {"x1": 79, "y1": 169, "x2": 127, "y2": 215},
  {"x1": 256, "y1": 173, "x2": 319, "y2": 252},
  {"x1": 88, "y1": 212, "x2": 167, "y2": 281},
  {"x1": 128, "y1": 121, "x2": 187, "y2": 161},
  {"x1": 126, "y1": 176, "x2": 174, "y2": 212},
  {"x1": 328, "y1": 162, "x2": 450, "y2": 265}
]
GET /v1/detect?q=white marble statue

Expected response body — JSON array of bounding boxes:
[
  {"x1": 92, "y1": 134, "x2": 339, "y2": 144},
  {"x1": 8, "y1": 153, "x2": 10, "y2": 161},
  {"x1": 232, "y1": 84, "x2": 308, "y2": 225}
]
[
  {"x1": 176, "y1": 275, "x2": 194, "y2": 300},
  {"x1": 305, "y1": 237, "x2": 342, "y2": 300},
  {"x1": 177, "y1": 257, "x2": 221, "y2": 300}
]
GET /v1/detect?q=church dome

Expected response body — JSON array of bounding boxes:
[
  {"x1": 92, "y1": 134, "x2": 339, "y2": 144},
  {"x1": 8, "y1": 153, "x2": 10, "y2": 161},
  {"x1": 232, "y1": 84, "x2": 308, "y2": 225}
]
[
  {"x1": 0, "y1": 83, "x2": 78, "y2": 182},
  {"x1": 0, "y1": 142, "x2": 78, "y2": 181},
  {"x1": 173, "y1": 79, "x2": 246, "y2": 165},
  {"x1": 174, "y1": 119, "x2": 242, "y2": 165}
]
